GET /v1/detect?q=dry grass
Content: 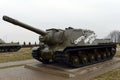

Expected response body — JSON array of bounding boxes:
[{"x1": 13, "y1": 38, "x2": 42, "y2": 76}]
[
  {"x1": 92, "y1": 68, "x2": 120, "y2": 80},
  {"x1": 0, "y1": 48, "x2": 33, "y2": 63}
]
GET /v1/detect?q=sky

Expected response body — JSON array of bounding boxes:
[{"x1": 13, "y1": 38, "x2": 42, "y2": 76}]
[{"x1": 0, "y1": 0, "x2": 120, "y2": 44}]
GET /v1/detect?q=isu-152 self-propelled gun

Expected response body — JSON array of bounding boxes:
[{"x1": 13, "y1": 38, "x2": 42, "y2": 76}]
[{"x1": 3, "y1": 15, "x2": 116, "y2": 67}]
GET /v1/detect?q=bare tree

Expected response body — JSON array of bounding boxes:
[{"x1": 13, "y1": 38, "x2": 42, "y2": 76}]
[{"x1": 106, "y1": 30, "x2": 120, "y2": 42}]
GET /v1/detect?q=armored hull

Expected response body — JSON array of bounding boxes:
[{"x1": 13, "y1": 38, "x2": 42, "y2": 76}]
[
  {"x1": 32, "y1": 28, "x2": 116, "y2": 67},
  {"x1": 0, "y1": 44, "x2": 21, "y2": 52},
  {"x1": 3, "y1": 15, "x2": 116, "y2": 67},
  {"x1": 0, "y1": 39, "x2": 21, "y2": 52}
]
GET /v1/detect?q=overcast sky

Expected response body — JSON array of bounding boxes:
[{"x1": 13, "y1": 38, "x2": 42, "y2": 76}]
[{"x1": 0, "y1": 0, "x2": 120, "y2": 44}]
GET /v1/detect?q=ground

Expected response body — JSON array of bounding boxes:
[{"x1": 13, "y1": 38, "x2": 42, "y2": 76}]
[{"x1": 0, "y1": 47, "x2": 120, "y2": 80}]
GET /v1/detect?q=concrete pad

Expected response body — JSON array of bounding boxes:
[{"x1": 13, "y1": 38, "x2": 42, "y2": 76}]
[
  {"x1": 25, "y1": 63, "x2": 75, "y2": 78},
  {"x1": 0, "y1": 59, "x2": 36, "y2": 68},
  {"x1": 24, "y1": 57, "x2": 120, "y2": 78}
]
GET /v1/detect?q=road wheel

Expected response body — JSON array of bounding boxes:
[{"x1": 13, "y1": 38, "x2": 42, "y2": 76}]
[
  {"x1": 81, "y1": 55, "x2": 88, "y2": 65},
  {"x1": 70, "y1": 55, "x2": 80, "y2": 67},
  {"x1": 102, "y1": 53, "x2": 107, "y2": 59},
  {"x1": 96, "y1": 54, "x2": 101, "y2": 61},
  {"x1": 107, "y1": 52, "x2": 111, "y2": 57},
  {"x1": 111, "y1": 48, "x2": 116, "y2": 56},
  {"x1": 89, "y1": 54, "x2": 95, "y2": 63},
  {"x1": 106, "y1": 49, "x2": 111, "y2": 57}
]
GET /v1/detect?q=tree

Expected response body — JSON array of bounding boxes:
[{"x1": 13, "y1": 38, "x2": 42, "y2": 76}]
[{"x1": 106, "y1": 30, "x2": 120, "y2": 42}]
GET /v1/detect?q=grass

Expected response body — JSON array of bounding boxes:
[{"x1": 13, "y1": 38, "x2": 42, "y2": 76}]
[
  {"x1": 0, "y1": 48, "x2": 33, "y2": 63},
  {"x1": 92, "y1": 68, "x2": 120, "y2": 80}
]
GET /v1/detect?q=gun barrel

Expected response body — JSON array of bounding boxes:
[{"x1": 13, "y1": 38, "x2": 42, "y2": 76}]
[{"x1": 3, "y1": 16, "x2": 47, "y2": 36}]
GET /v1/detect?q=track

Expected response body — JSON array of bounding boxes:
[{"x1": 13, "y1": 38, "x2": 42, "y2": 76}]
[{"x1": 55, "y1": 44, "x2": 116, "y2": 67}]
